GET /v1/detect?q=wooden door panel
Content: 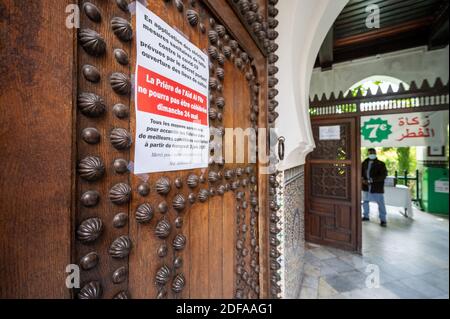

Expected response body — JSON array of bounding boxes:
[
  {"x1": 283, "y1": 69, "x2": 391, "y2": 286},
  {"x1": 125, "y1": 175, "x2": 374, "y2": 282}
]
[
  {"x1": 0, "y1": 0, "x2": 74, "y2": 299},
  {"x1": 306, "y1": 118, "x2": 361, "y2": 252},
  {"x1": 324, "y1": 229, "x2": 351, "y2": 243},
  {"x1": 221, "y1": 49, "x2": 239, "y2": 299},
  {"x1": 73, "y1": 0, "x2": 267, "y2": 299},
  {"x1": 310, "y1": 202, "x2": 335, "y2": 217},
  {"x1": 336, "y1": 205, "x2": 352, "y2": 230},
  {"x1": 310, "y1": 164, "x2": 352, "y2": 201},
  {"x1": 307, "y1": 215, "x2": 322, "y2": 239}
]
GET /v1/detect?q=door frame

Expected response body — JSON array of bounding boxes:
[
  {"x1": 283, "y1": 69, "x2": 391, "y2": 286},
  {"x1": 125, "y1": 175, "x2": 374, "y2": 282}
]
[{"x1": 203, "y1": 0, "x2": 272, "y2": 299}]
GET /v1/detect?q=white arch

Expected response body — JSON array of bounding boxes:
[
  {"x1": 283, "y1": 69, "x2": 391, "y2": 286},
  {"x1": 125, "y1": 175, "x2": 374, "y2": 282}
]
[
  {"x1": 276, "y1": 0, "x2": 349, "y2": 170},
  {"x1": 310, "y1": 46, "x2": 450, "y2": 99},
  {"x1": 348, "y1": 75, "x2": 410, "y2": 95}
]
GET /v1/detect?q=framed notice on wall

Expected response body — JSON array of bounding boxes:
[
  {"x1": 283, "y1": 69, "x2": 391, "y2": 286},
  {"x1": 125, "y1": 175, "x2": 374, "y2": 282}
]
[
  {"x1": 319, "y1": 126, "x2": 341, "y2": 140},
  {"x1": 134, "y1": 3, "x2": 210, "y2": 174},
  {"x1": 428, "y1": 146, "x2": 446, "y2": 157},
  {"x1": 435, "y1": 180, "x2": 449, "y2": 194}
]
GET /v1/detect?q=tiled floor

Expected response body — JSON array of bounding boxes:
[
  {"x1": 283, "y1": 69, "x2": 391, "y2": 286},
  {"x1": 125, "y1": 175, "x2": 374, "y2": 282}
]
[{"x1": 299, "y1": 205, "x2": 449, "y2": 299}]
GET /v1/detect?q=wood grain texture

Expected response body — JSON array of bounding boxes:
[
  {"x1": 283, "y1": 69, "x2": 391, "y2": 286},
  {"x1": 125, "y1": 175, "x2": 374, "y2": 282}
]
[
  {"x1": 188, "y1": 2, "x2": 211, "y2": 299},
  {"x1": 221, "y1": 58, "x2": 237, "y2": 299},
  {"x1": 0, "y1": 0, "x2": 75, "y2": 298},
  {"x1": 0, "y1": 0, "x2": 270, "y2": 299},
  {"x1": 201, "y1": 3, "x2": 224, "y2": 300}
]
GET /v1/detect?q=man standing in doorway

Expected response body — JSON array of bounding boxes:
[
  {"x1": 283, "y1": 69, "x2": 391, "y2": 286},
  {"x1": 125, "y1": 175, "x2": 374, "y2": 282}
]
[{"x1": 362, "y1": 148, "x2": 388, "y2": 227}]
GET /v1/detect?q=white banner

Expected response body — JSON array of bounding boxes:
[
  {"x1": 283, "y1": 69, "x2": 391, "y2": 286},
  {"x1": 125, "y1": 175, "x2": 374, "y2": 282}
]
[
  {"x1": 361, "y1": 111, "x2": 449, "y2": 147},
  {"x1": 134, "y1": 3, "x2": 210, "y2": 174}
]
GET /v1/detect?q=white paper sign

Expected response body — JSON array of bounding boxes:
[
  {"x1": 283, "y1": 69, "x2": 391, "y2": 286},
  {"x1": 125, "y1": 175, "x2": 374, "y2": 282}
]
[
  {"x1": 435, "y1": 180, "x2": 449, "y2": 194},
  {"x1": 319, "y1": 126, "x2": 341, "y2": 140},
  {"x1": 134, "y1": 3, "x2": 210, "y2": 174}
]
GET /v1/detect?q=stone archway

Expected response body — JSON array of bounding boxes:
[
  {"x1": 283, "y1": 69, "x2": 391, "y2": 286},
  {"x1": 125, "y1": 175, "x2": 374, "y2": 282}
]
[{"x1": 273, "y1": 0, "x2": 349, "y2": 299}]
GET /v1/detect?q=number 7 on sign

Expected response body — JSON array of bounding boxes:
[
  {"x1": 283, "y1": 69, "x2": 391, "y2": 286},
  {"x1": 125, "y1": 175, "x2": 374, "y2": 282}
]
[
  {"x1": 361, "y1": 118, "x2": 393, "y2": 143},
  {"x1": 366, "y1": 124, "x2": 382, "y2": 139}
]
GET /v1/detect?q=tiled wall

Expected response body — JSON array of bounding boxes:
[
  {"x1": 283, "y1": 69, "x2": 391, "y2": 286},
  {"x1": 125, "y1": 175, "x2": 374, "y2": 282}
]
[{"x1": 282, "y1": 166, "x2": 305, "y2": 299}]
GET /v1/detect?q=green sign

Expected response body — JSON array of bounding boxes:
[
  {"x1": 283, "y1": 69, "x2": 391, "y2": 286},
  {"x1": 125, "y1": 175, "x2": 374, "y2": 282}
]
[{"x1": 361, "y1": 118, "x2": 393, "y2": 143}]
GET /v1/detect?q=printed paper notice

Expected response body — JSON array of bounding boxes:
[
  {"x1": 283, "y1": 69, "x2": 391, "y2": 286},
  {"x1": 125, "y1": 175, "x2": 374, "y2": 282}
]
[
  {"x1": 134, "y1": 2, "x2": 209, "y2": 174},
  {"x1": 435, "y1": 180, "x2": 449, "y2": 194},
  {"x1": 319, "y1": 126, "x2": 341, "y2": 140}
]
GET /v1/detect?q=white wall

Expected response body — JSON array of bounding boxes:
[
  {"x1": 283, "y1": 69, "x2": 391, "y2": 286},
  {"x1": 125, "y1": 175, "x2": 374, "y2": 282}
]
[
  {"x1": 310, "y1": 46, "x2": 450, "y2": 99},
  {"x1": 416, "y1": 146, "x2": 448, "y2": 163},
  {"x1": 275, "y1": 0, "x2": 349, "y2": 170}
]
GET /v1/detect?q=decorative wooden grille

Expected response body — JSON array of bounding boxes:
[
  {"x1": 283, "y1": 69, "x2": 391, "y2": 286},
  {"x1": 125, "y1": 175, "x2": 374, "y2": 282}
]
[{"x1": 310, "y1": 78, "x2": 449, "y2": 117}]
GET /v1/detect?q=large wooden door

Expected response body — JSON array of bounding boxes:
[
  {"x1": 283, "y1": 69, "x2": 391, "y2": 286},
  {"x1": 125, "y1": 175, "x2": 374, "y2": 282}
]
[
  {"x1": 305, "y1": 117, "x2": 361, "y2": 252},
  {"x1": 73, "y1": 0, "x2": 270, "y2": 299},
  {"x1": 0, "y1": 0, "x2": 280, "y2": 300}
]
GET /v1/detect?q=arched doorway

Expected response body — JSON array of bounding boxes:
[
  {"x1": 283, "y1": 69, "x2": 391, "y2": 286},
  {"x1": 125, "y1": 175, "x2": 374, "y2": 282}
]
[{"x1": 306, "y1": 76, "x2": 449, "y2": 253}]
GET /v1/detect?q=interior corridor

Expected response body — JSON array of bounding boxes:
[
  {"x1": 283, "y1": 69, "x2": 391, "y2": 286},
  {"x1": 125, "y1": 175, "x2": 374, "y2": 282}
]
[{"x1": 299, "y1": 205, "x2": 449, "y2": 299}]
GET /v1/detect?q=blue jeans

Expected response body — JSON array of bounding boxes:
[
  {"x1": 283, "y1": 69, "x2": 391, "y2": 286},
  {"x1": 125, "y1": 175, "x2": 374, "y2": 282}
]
[{"x1": 363, "y1": 192, "x2": 387, "y2": 222}]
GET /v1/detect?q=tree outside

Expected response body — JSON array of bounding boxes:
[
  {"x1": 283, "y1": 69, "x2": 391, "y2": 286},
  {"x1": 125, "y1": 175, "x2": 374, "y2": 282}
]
[{"x1": 361, "y1": 147, "x2": 417, "y2": 176}]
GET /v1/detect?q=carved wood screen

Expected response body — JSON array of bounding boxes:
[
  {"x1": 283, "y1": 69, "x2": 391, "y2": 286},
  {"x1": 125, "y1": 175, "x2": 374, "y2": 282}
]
[
  {"x1": 73, "y1": 0, "x2": 279, "y2": 300},
  {"x1": 309, "y1": 78, "x2": 450, "y2": 118}
]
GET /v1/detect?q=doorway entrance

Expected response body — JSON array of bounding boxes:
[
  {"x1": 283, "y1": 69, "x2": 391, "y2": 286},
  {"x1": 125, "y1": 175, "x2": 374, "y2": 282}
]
[{"x1": 306, "y1": 78, "x2": 449, "y2": 252}]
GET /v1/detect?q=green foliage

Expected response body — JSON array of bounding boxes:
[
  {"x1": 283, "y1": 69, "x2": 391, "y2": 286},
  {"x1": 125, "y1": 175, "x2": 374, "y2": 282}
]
[
  {"x1": 361, "y1": 147, "x2": 417, "y2": 176},
  {"x1": 447, "y1": 125, "x2": 449, "y2": 168},
  {"x1": 352, "y1": 84, "x2": 366, "y2": 97},
  {"x1": 336, "y1": 104, "x2": 357, "y2": 113},
  {"x1": 351, "y1": 80, "x2": 383, "y2": 96},
  {"x1": 360, "y1": 147, "x2": 418, "y2": 198},
  {"x1": 362, "y1": 148, "x2": 369, "y2": 159},
  {"x1": 396, "y1": 147, "x2": 411, "y2": 173}
]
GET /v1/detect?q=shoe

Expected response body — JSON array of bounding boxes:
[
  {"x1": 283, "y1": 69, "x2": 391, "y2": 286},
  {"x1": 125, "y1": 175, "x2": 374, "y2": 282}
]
[
  {"x1": 380, "y1": 221, "x2": 387, "y2": 227},
  {"x1": 362, "y1": 217, "x2": 370, "y2": 222}
]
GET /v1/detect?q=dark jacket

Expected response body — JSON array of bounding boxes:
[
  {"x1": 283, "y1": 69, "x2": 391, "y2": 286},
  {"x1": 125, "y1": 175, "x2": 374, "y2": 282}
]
[{"x1": 362, "y1": 158, "x2": 387, "y2": 194}]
